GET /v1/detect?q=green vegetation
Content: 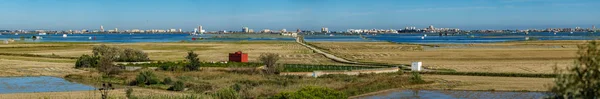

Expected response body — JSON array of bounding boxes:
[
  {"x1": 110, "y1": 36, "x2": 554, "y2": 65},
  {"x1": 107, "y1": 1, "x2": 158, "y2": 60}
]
[
  {"x1": 135, "y1": 71, "x2": 161, "y2": 86},
  {"x1": 551, "y1": 41, "x2": 600, "y2": 98},
  {"x1": 126, "y1": 88, "x2": 134, "y2": 99},
  {"x1": 168, "y1": 81, "x2": 185, "y2": 91},
  {"x1": 409, "y1": 72, "x2": 425, "y2": 84},
  {"x1": 282, "y1": 64, "x2": 378, "y2": 72},
  {"x1": 214, "y1": 88, "x2": 241, "y2": 99},
  {"x1": 92, "y1": 44, "x2": 149, "y2": 62},
  {"x1": 74, "y1": 54, "x2": 98, "y2": 68},
  {"x1": 185, "y1": 51, "x2": 201, "y2": 71},
  {"x1": 97, "y1": 55, "x2": 122, "y2": 76},
  {"x1": 125, "y1": 61, "x2": 262, "y2": 69},
  {"x1": 260, "y1": 53, "x2": 280, "y2": 74},
  {"x1": 271, "y1": 86, "x2": 347, "y2": 99},
  {"x1": 163, "y1": 77, "x2": 173, "y2": 85}
]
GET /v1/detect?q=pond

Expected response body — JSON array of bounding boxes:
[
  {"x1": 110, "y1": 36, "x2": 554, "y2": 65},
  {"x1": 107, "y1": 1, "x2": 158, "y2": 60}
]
[
  {"x1": 359, "y1": 90, "x2": 550, "y2": 99},
  {"x1": 0, "y1": 76, "x2": 95, "y2": 93}
]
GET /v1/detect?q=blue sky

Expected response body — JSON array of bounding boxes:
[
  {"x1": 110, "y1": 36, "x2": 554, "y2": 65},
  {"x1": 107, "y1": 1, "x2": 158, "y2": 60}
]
[{"x1": 0, "y1": 0, "x2": 598, "y2": 31}]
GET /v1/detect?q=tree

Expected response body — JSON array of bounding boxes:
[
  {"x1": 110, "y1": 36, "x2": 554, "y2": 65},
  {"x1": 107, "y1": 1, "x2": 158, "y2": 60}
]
[
  {"x1": 120, "y1": 48, "x2": 149, "y2": 62},
  {"x1": 552, "y1": 41, "x2": 600, "y2": 98},
  {"x1": 97, "y1": 55, "x2": 122, "y2": 76},
  {"x1": 185, "y1": 50, "x2": 201, "y2": 71},
  {"x1": 259, "y1": 53, "x2": 280, "y2": 74},
  {"x1": 93, "y1": 45, "x2": 122, "y2": 60}
]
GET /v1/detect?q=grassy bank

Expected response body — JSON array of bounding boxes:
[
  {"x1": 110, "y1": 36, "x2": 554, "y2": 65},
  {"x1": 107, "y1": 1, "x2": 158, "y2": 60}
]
[{"x1": 64, "y1": 68, "x2": 425, "y2": 98}]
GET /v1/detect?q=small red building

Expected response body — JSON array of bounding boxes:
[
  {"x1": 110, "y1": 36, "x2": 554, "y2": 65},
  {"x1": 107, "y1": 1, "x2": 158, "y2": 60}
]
[{"x1": 228, "y1": 51, "x2": 248, "y2": 62}]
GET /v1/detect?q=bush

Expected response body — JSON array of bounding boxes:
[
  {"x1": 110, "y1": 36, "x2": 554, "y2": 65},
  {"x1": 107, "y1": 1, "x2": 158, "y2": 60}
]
[
  {"x1": 259, "y1": 53, "x2": 280, "y2": 74},
  {"x1": 551, "y1": 41, "x2": 600, "y2": 98},
  {"x1": 75, "y1": 54, "x2": 98, "y2": 68},
  {"x1": 92, "y1": 45, "x2": 149, "y2": 62},
  {"x1": 319, "y1": 74, "x2": 358, "y2": 82},
  {"x1": 126, "y1": 88, "x2": 134, "y2": 99},
  {"x1": 135, "y1": 71, "x2": 160, "y2": 86},
  {"x1": 270, "y1": 86, "x2": 347, "y2": 99},
  {"x1": 163, "y1": 77, "x2": 173, "y2": 85},
  {"x1": 185, "y1": 51, "x2": 201, "y2": 71},
  {"x1": 409, "y1": 72, "x2": 425, "y2": 84},
  {"x1": 97, "y1": 56, "x2": 122, "y2": 76},
  {"x1": 118, "y1": 48, "x2": 150, "y2": 62},
  {"x1": 213, "y1": 88, "x2": 241, "y2": 99},
  {"x1": 168, "y1": 81, "x2": 185, "y2": 91}
]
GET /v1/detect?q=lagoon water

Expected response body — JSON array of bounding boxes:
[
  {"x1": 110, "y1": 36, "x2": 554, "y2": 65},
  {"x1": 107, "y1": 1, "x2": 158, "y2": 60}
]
[
  {"x1": 0, "y1": 76, "x2": 95, "y2": 93},
  {"x1": 0, "y1": 32, "x2": 598, "y2": 43},
  {"x1": 361, "y1": 90, "x2": 549, "y2": 99}
]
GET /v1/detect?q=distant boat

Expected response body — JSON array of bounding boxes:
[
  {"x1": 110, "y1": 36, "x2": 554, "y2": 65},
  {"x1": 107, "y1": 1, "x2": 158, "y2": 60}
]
[
  {"x1": 38, "y1": 33, "x2": 47, "y2": 35},
  {"x1": 423, "y1": 34, "x2": 427, "y2": 37},
  {"x1": 554, "y1": 32, "x2": 557, "y2": 35},
  {"x1": 570, "y1": 32, "x2": 574, "y2": 34},
  {"x1": 62, "y1": 34, "x2": 68, "y2": 37},
  {"x1": 329, "y1": 34, "x2": 334, "y2": 36},
  {"x1": 421, "y1": 36, "x2": 425, "y2": 39},
  {"x1": 15, "y1": 33, "x2": 18, "y2": 35},
  {"x1": 88, "y1": 37, "x2": 92, "y2": 40},
  {"x1": 525, "y1": 31, "x2": 529, "y2": 35}
]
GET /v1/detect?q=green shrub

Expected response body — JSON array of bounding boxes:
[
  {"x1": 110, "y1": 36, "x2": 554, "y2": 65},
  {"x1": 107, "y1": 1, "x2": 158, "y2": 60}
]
[
  {"x1": 187, "y1": 82, "x2": 213, "y2": 93},
  {"x1": 185, "y1": 51, "x2": 201, "y2": 71},
  {"x1": 75, "y1": 54, "x2": 98, "y2": 68},
  {"x1": 135, "y1": 71, "x2": 160, "y2": 86},
  {"x1": 118, "y1": 48, "x2": 150, "y2": 62},
  {"x1": 270, "y1": 86, "x2": 347, "y2": 99},
  {"x1": 163, "y1": 77, "x2": 173, "y2": 85},
  {"x1": 92, "y1": 45, "x2": 149, "y2": 62},
  {"x1": 409, "y1": 72, "x2": 425, "y2": 84},
  {"x1": 552, "y1": 40, "x2": 600, "y2": 98},
  {"x1": 213, "y1": 88, "x2": 241, "y2": 99},
  {"x1": 319, "y1": 74, "x2": 358, "y2": 82},
  {"x1": 126, "y1": 88, "x2": 135, "y2": 99},
  {"x1": 168, "y1": 81, "x2": 185, "y2": 91}
]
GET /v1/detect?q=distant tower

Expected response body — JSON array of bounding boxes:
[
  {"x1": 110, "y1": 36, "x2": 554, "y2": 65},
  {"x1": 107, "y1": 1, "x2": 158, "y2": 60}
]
[
  {"x1": 242, "y1": 27, "x2": 249, "y2": 33},
  {"x1": 321, "y1": 27, "x2": 329, "y2": 33},
  {"x1": 114, "y1": 28, "x2": 118, "y2": 33},
  {"x1": 429, "y1": 25, "x2": 434, "y2": 30},
  {"x1": 198, "y1": 25, "x2": 203, "y2": 33},
  {"x1": 100, "y1": 25, "x2": 104, "y2": 32},
  {"x1": 593, "y1": 25, "x2": 596, "y2": 30},
  {"x1": 178, "y1": 29, "x2": 182, "y2": 33}
]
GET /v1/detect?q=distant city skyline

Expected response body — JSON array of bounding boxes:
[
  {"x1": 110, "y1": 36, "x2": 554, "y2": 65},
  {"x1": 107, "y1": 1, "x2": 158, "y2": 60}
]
[{"x1": 0, "y1": 0, "x2": 599, "y2": 31}]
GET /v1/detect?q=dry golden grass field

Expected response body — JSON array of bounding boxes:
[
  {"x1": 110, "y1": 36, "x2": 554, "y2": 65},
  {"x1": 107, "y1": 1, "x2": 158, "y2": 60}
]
[
  {"x1": 0, "y1": 41, "x2": 340, "y2": 77},
  {"x1": 423, "y1": 75, "x2": 553, "y2": 91},
  {"x1": 310, "y1": 40, "x2": 586, "y2": 74},
  {"x1": 0, "y1": 87, "x2": 190, "y2": 99}
]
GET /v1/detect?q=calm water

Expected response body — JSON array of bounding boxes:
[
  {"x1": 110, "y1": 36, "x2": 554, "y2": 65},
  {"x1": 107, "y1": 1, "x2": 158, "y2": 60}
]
[
  {"x1": 365, "y1": 32, "x2": 600, "y2": 44},
  {"x1": 0, "y1": 32, "x2": 598, "y2": 43},
  {"x1": 0, "y1": 76, "x2": 95, "y2": 93},
  {"x1": 361, "y1": 90, "x2": 549, "y2": 99}
]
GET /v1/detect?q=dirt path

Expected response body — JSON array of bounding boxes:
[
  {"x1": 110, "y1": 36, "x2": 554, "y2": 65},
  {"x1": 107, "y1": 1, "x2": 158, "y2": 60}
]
[{"x1": 296, "y1": 38, "x2": 358, "y2": 64}]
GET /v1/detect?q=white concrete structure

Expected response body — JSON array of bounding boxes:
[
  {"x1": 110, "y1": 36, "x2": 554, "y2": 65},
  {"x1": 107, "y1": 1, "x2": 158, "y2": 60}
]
[{"x1": 411, "y1": 62, "x2": 422, "y2": 71}]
